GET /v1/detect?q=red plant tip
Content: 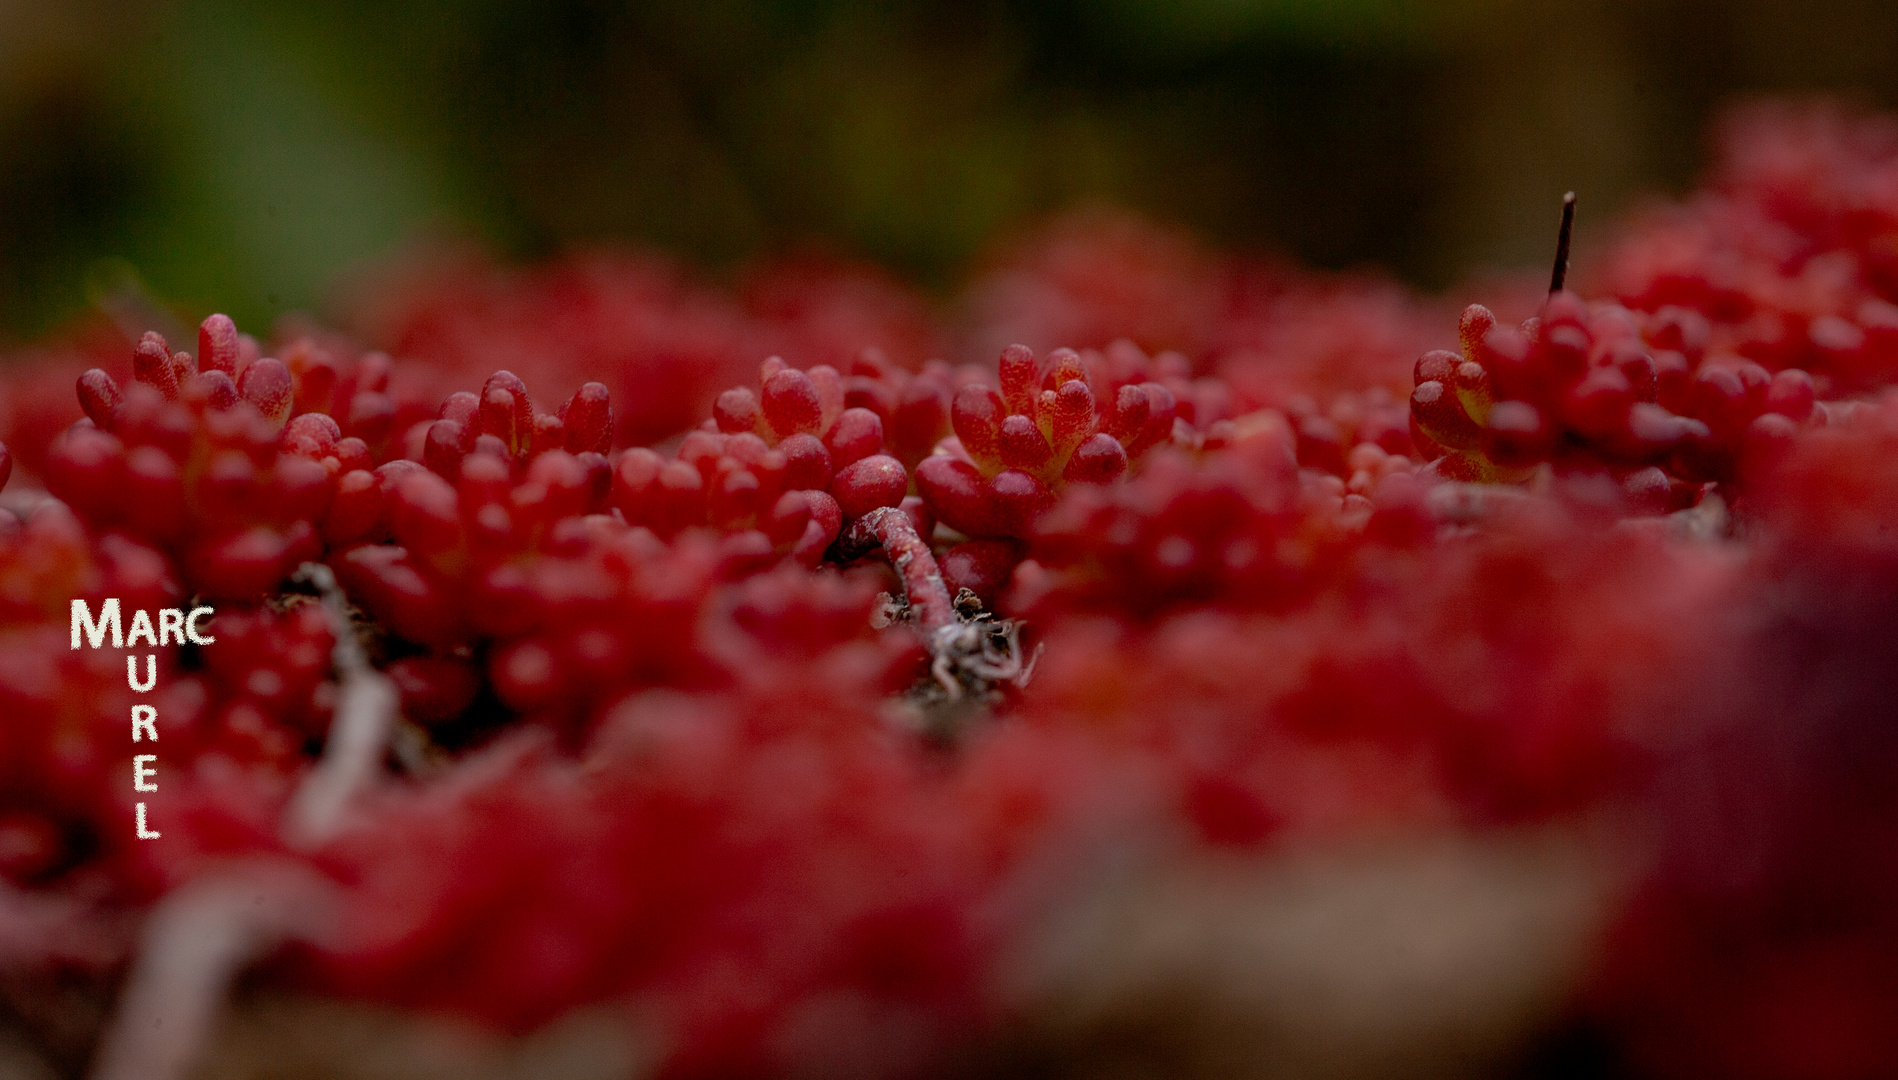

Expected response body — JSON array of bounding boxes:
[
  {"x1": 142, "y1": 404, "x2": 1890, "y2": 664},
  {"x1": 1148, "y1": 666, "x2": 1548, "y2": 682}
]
[
  {"x1": 776, "y1": 432, "x2": 832, "y2": 491},
  {"x1": 1764, "y1": 368, "x2": 1816, "y2": 422},
  {"x1": 891, "y1": 375, "x2": 952, "y2": 464},
  {"x1": 493, "y1": 639, "x2": 562, "y2": 710},
  {"x1": 132, "y1": 332, "x2": 179, "y2": 400},
  {"x1": 1414, "y1": 349, "x2": 1461, "y2": 386},
  {"x1": 1622, "y1": 465, "x2": 1671, "y2": 514},
  {"x1": 1110, "y1": 384, "x2": 1151, "y2": 445},
  {"x1": 850, "y1": 346, "x2": 891, "y2": 378},
  {"x1": 459, "y1": 449, "x2": 512, "y2": 503},
  {"x1": 77, "y1": 368, "x2": 123, "y2": 427},
  {"x1": 1483, "y1": 400, "x2": 1553, "y2": 467},
  {"x1": 1062, "y1": 432, "x2": 1129, "y2": 484},
  {"x1": 899, "y1": 493, "x2": 934, "y2": 541},
  {"x1": 389, "y1": 468, "x2": 460, "y2": 559},
  {"x1": 1044, "y1": 347, "x2": 1087, "y2": 389},
  {"x1": 439, "y1": 390, "x2": 480, "y2": 426},
  {"x1": 825, "y1": 407, "x2": 885, "y2": 469},
  {"x1": 1689, "y1": 366, "x2": 1748, "y2": 438},
  {"x1": 609, "y1": 446, "x2": 661, "y2": 509},
  {"x1": 561, "y1": 382, "x2": 613, "y2": 454},
  {"x1": 830, "y1": 454, "x2": 908, "y2": 520},
  {"x1": 424, "y1": 419, "x2": 468, "y2": 481},
  {"x1": 1610, "y1": 342, "x2": 1659, "y2": 402},
  {"x1": 708, "y1": 463, "x2": 764, "y2": 530},
  {"x1": 1451, "y1": 361, "x2": 1494, "y2": 425},
  {"x1": 998, "y1": 413, "x2": 1053, "y2": 472},
  {"x1": 523, "y1": 449, "x2": 592, "y2": 520},
  {"x1": 764, "y1": 489, "x2": 814, "y2": 549},
  {"x1": 198, "y1": 313, "x2": 241, "y2": 375},
  {"x1": 238, "y1": 357, "x2": 294, "y2": 429},
  {"x1": 987, "y1": 469, "x2": 1056, "y2": 536},
  {"x1": 385, "y1": 656, "x2": 480, "y2": 727},
  {"x1": 481, "y1": 387, "x2": 518, "y2": 452},
  {"x1": 846, "y1": 374, "x2": 897, "y2": 422},
  {"x1": 791, "y1": 490, "x2": 843, "y2": 566},
  {"x1": 676, "y1": 430, "x2": 724, "y2": 477},
  {"x1": 169, "y1": 350, "x2": 196, "y2": 385},
  {"x1": 1743, "y1": 412, "x2": 1799, "y2": 464},
  {"x1": 842, "y1": 505, "x2": 953, "y2": 632},
  {"x1": 1410, "y1": 379, "x2": 1481, "y2": 453},
  {"x1": 952, "y1": 385, "x2": 1005, "y2": 469},
  {"x1": 808, "y1": 364, "x2": 845, "y2": 431},
  {"x1": 914, "y1": 455, "x2": 990, "y2": 537},
  {"x1": 938, "y1": 539, "x2": 1022, "y2": 604},
  {"x1": 346, "y1": 391, "x2": 397, "y2": 452},
  {"x1": 714, "y1": 386, "x2": 762, "y2": 435},
  {"x1": 283, "y1": 413, "x2": 342, "y2": 460},
  {"x1": 481, "y1": 371, "x2": 535, "y2": 445},
  {"x1": 999, "y1": 344, "x2": 1040, "y2": 418},
  {"x1": 1562, "y1": 367, "x2": 1634, "y2": 438},
  {"x1": 44, "y1": 426, "x2": 124, "y2": 523},
  {"x1": 531, "y1": 412, "x2": 565, "y2": 456},
  {"x1": 322, "y1": 469, "x2": 382, "y2": 546},
  {"x1": 1123, "y1": 381, "x2": 1177, "y2": 458},
  {"x1": 762, "y1": 368, "x2": 824, "y2": 439},
  {"x1": 190, "y1": 369, "x2": 239, "y2": 411},
  {"x1": 1458, "y1": 304, "x2": 1497, "y2": 360},
  {"x1": 1050, "y1": 379, "x2": 1094, "y2": 451},
  {"x1": 333, "y1": 437, "x2": 370, "y2": 474},
  {"x1": 482, "y1": 369, "x2": 532, "y2": 407},
  {"x1": 1551, "y1": 191, "x2": 1576, "y2": 293}
]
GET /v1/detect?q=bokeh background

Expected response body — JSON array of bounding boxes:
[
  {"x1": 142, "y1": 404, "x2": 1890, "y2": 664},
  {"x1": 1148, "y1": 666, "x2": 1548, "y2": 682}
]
[{"x1": 4, "y1": 0, "x2": 1898, "y2": 342}]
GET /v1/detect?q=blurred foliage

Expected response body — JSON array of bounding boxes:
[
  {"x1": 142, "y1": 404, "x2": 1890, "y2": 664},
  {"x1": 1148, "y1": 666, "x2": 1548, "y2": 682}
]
[{"x1": 3, "y1": 0, "x2": 1898, "y2": 341}]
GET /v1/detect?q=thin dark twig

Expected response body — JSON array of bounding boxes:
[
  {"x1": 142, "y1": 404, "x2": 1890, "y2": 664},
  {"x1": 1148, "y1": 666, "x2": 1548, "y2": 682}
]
[{"x1": 1550, "y1": 191, "x2": 1577, "y2": 293}]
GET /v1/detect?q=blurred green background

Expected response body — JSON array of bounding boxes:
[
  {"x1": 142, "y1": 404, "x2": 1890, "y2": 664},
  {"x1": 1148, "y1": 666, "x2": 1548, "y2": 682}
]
[{"x1": 4, "y1": 0, "x2": 1897, "y2": 341}]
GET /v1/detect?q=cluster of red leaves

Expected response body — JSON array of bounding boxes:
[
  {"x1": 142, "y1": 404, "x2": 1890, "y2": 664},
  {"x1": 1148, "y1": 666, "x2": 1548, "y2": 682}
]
[
  {"x1": 1598, "y1": 395, "x2": 1898, "y2": 1080},
  {"x1": 5, "y1": 101, "x2": 1898, "y2": 1080},
  {"x1": 306, "y1": 657, "x2": 988, "y2": 1077},
  {"x1": 0, "y1": 502, "x2": 338, "y2": 965},
  {"x1": 1597, "y1": 102, "x2": 1898, "y2": 394},
  {"x1": 340, "y1": 250, "x2": 945, "y2": 450}
]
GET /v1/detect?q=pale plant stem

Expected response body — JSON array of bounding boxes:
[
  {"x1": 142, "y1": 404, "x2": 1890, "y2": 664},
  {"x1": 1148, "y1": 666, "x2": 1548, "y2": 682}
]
[
  {"x1": 86, "y1": 863, "x2": 337, "y2": 1080},
  {"x1": 89, "y1": 562, "x2": 397, "y2": 1080},
  {"x1": 281, "y1": 561, "x2": 401, "y2": 846}
]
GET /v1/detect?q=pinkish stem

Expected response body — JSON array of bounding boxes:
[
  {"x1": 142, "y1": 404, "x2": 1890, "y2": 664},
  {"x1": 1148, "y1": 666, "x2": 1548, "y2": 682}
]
[
  {"x1": 87, "y1": 861, "x2": 337, "y2": 1080},
  {"x1": 88, "y1": 564, "x2": 393, "y2": 1080},
  {"x1": 845, "y1": 506, "x2": 954, "y2": 632},
  {"x1": 282, "y1": 562, "x2": 399, "y2": 847}
]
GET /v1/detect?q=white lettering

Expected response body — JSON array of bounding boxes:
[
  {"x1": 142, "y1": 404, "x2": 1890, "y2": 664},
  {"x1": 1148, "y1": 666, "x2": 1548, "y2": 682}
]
[
  {"x1": 159, "y1": 608, "x2": 186, "y2": 646},
  {"x1": 127, "y1": 654, "x2": 157, "y2": 693},
  {"x1": 185, "y1": 607, "x2": 216, "y2": 645},
  {"x1": 127, "y1": 608, "x2": 158, "y2": 648},
  {"x1": 71, "y1": 598, "x2": 122, "y2": 649},
  {"x1": 136, "y1": 803, "x2": 161, "y2": 840},
  {"x1": 132, "y1": 705, "x2": 158, "y2": 742},
  {"x1": 133, "y1": 755, "x2": 158, "y2": 793}
]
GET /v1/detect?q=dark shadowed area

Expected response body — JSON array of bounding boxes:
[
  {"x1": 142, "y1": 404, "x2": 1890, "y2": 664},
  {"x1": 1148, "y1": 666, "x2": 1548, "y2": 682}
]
[{"x1": 4, "y1": 0, "x2": 1898, "y2": 340}]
